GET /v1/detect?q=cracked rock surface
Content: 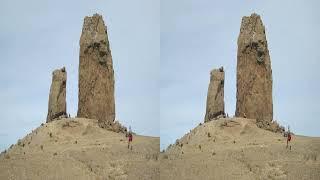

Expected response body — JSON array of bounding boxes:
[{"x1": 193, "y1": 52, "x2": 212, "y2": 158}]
[
  {"x1": 46, "y1": 67, "x2": 67, "y2": 122},
  {"x1": 77, "y1": 14, "x2": 115, "y2": 128},
  {"x1": 204, "y1": 67, "x2": 225, "y2": 122},
  {"x1": 236, "y1": 13, "x2": 273, "y2": 122}
]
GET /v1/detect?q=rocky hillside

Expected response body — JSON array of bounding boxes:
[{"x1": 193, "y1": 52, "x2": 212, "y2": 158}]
[
  {"x1": 160, "y1": 118, "x2": 320, "y2": 180},
  {"x1": 0, "y1": 118, "x2": 159, "y2": 180}
]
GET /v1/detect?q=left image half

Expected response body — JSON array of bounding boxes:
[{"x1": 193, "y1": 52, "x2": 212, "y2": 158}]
[{"x1": 0, "y1": 1, "x2": 159, "y2": 179}]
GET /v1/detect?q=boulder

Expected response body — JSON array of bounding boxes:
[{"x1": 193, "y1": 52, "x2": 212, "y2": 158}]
[
  {"x1": 110, "y1": 121, "x2": 127, "y2": 133},
  {"x1": 46, "y1": 67, "x2": 67, "y2": 122},
  {"x1": 235, "y1": 13, "x2": 273, "y2": 122},
  {"x1": 256, "y1": 119, "x2": 285, "y2": 133},
  {"x1": 204, "y1": 67, "x2": 225, "y2": 122},
  {"x1": 77, "y1": 13, "x2": 115, "y2": 128}
]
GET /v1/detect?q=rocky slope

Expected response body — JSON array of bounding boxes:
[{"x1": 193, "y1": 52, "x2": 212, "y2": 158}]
[
  {"x1": 160, "y1": 118, "x2": 320, "y2": 180},
  {"x1": 0, "y1": 118, "x2": 159, "y2": 180}
]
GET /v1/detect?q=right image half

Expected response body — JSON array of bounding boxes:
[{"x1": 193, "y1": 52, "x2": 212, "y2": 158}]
[{"x1": 160, "y1": 1, "x2": 320, "y2": 180}]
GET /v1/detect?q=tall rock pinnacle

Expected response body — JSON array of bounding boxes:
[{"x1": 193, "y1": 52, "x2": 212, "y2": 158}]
[
  {"x1": 77, "y1": 14, "x2": 115, "y2": 127},
  {"x1": 204, "y1": 67, "x2": 225, "y2": 122},
  {"x1": 235, "y1": 13, "x2": 273, "y2": 122},
  {"x1": 46, "y1": 67, "x2": 67, "y2": 122}
]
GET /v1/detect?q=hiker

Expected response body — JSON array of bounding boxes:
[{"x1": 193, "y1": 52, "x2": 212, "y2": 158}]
[
  {"x1": 128, "y1": 126, "x2": 133, "y2": 150},
  {"x1": 286, "y1": 126, "x2": 292, "y2": 150}
]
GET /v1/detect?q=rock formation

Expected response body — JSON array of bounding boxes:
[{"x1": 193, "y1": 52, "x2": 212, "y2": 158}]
[
  {"x1": 109, "y1": 121, "x2": 127, "y2": 133},
  {"x1": 46, "y1": 67, "x2": 67, "y2": 122},
  {"x1": 235, "y1": 13, "x2": 273, "y2": 122},
  {"x1": 204, "y1": 67, "x2": 225, "y2": 122},
  {"x1": 77, "y1": 14, "x2": 116, "y2": 128},
  {"x1": 256, "y1": 119, "x2": 285, "y2": 133}
]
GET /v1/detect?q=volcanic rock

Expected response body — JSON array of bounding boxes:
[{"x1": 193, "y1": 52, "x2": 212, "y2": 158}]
[
  {"x1": 204, "y1": 67, "x2": 225, "y2": 122},
  {"x1": 46, "y1": 67, "x2": 67, "y2": 122},
  {"x1": 235, "y1": 13, "x2": 273, "y2": 122},
  {"x1": 77, "y1": 14, "x2": 115, "y2": 128}
]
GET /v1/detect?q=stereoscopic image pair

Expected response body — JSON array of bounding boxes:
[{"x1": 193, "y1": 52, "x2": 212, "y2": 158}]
[{"x1": 0, "y1": 1, "x2": 319, "y2": 179}]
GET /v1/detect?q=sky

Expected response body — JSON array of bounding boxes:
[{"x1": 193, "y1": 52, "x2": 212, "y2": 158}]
[
  {"x1": 160, "y1": 0, "x2": 320, "y2": 150},
  {"x1": 0, "y1": 0, "x2": 159, "y2": 151}
]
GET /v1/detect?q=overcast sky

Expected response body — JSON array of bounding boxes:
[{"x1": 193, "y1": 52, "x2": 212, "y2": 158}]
[
  {"x1": 0, "y1": 0, "x2": 159, "y2": 151},
  {"x1": 160, "y1": 0, "x2": 320, "y2": 150}
]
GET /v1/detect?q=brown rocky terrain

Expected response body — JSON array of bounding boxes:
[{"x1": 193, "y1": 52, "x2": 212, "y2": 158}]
[
  {"x1": 204, "y1": 67, "x2": 225, "y2": 122},
  {"x1": 236, "y1": 13, "x2": 273, "y2": 122},
  {"x1": 160, "y1": 118, "x2": 320, "y2": 180},
  {"x1": 0, "y1": 118, "x2": 159, "y2": 180},
  {"x1": 77, "y1": 14, "x2": 116, "y2": 128},
  {"x1": 46, "y1": 67, "x2": 67, "y2": 122}
]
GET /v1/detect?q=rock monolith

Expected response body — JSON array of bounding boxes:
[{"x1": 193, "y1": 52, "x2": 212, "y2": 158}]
[
  {"x1": 235, "y1": 13, "x2": 273, "y2": 122},
  {"x1": 77, "y1": 14, "x2": 116, "y2": 128},
  {"x1": 204, "y1": 67, "x2": 225, "y2": 122},
  {"x1": 46, "y1": 67, "x2": 67, "y2": 122}
]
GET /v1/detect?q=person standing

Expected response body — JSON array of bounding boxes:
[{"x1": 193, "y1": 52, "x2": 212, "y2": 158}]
[
  {"x1": 286, "y1": 126, "x2": 292, "y2": 150},
  {"x1": 128, "y1": 126, "x2": 133, "y2": 150}
]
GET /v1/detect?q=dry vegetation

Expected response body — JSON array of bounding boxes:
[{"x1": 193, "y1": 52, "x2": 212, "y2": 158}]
[
  {"x1": 160, "y1": 118, "x2": 320, "y2": 180},
  {"x1": 0, "y1": 118, "x2": 159, "y2": 180}
]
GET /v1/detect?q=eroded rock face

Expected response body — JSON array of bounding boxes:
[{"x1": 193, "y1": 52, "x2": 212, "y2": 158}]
[
  {"x1": 204, "y1": 67, "x2": 225, "y2": 122},
  {"x1": 235, "y1": 13, "x2": 273, "y2": 122},
  {"x1": 256, "y1": 119, "x2": 285, "y2": 133},
  {"x1": 77, "y1": 14, "x2": 115, "y2": 127},
  {"x1": 107, "y1": 121, "x2": 127, "y2": 133},
  {"x1": 46, "y1": 67, "x2": 67, "y2": 122}
]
